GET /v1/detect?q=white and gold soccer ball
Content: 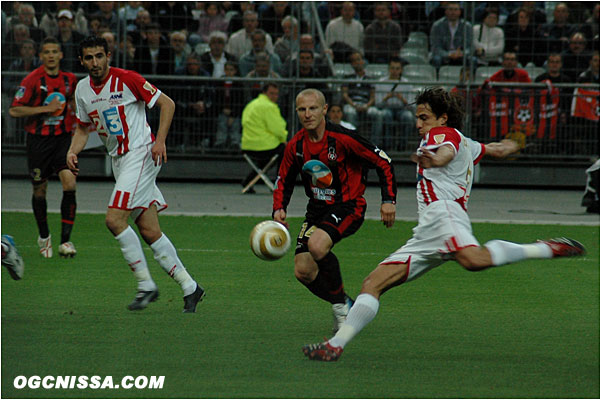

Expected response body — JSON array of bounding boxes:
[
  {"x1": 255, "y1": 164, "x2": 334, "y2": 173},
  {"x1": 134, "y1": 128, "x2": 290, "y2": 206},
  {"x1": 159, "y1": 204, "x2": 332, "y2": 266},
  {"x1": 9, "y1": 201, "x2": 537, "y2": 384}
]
[{"x1": 249, "y1": 220, "x2": 291, "y2": 261}]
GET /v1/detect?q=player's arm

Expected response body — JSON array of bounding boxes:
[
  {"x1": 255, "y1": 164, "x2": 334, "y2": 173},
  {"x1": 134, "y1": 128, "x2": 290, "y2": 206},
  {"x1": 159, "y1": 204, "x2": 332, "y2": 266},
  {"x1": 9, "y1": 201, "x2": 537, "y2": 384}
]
[
  {"x1": 411, "y1": 144, "x2": 455, "y2": 169},
  {"x1": 9, "y1": 97, "x2": 63, "y2": 118},
  {"x1": 151, "y1": 93, "x2": 176, "y2": 166},
  {"x1": 484, "y1": 139, "x2": 520, "y2": 159},
  {"x1": 66, "y1": 123, "x2": 91, "y2": 176}
]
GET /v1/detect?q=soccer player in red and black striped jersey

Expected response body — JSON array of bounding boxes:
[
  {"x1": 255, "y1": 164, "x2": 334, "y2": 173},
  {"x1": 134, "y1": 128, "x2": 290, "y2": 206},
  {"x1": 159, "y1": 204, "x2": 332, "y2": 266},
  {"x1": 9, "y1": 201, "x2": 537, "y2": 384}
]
[
  {"x1": 9, "y1": 37, "x2": 78, "y2": 259},
  {"x1": 273, "y1": 88, "x2": 397, "y2": 334}
]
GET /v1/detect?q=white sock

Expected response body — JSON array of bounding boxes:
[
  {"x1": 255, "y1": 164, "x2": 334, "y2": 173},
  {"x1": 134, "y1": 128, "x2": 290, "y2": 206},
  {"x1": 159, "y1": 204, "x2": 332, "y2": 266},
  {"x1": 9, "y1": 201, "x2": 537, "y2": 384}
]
[
  {"x1": 150, "y1": 234, "x2": 197, "y2": 296},
  {"x1": 115, "y1": 226, "x2": 156, "y2": 292},
  {"x1": 329, "y1": 293, "x2": 380, "y2": 349},
  {"x1": 485, "y1": 240, "x2": 553, "y2": 266}
]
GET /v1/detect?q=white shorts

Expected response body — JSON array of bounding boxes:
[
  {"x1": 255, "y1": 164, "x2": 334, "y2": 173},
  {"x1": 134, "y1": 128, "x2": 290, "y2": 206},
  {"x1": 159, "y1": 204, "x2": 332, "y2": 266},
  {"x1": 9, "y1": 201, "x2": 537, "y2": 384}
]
[
  {"x1": 109, "y1": 144, "x2": 167, "y2": 220},
  {"x1": 380, "y1": 200, "x2": 479, "y2": 283}
]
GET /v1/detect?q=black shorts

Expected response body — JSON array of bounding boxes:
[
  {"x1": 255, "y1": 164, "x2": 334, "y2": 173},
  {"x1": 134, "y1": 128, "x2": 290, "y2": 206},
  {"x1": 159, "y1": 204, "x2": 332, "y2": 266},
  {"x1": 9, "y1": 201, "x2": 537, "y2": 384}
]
[
  {"x1": 295, "y1": 199, "x2": 367, "y2": 255},
  {"x1": 26, "y1": 133, "x2": 71, "y2": 184}
]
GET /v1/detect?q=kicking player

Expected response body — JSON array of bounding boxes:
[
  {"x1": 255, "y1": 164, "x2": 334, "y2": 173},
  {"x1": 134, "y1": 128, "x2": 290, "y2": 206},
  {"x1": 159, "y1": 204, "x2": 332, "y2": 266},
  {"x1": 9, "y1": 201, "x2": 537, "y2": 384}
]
[
  {"x1": 273, "y1": 88, "x2": 397, "y2": 333},
  {"x1": 9, "y1": 37, "x2": 78, "y2": 259},
  {"x1": 303, "y1": 87, "x2": 586, "y2": 361},
  {"x1": 66, "y1": 36, "x2": 205, "y2": 312},
  {"x1": 1, "y1": 235, "x2": 25, "y2": 280}
]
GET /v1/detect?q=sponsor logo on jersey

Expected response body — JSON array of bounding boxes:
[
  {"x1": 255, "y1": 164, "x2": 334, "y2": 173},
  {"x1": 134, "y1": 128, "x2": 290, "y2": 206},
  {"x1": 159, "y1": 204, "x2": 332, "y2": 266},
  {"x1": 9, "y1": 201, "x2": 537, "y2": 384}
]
[
  {"x1": 327, "y1": 146, "x2": 337, "y2": 161},
  {"x1": 374, "y1": 147, "x2": 392, "y2": 163},
  {"x1": 143, "y1": 81, "x2": 156, "y2": 95},
  {"x1": 109, "y1": 93, "x2": 123, "y2": 105},
  {"x1": 92, "y1": 97, "x2": 105, "y2": 104},
  {"x1": 15, "y1": 86, "x2": 25, "y2": 99},
  {"x1": 302, "y1": 159, "x2": 333, "y2": 189},
  {"x1": 434, "y1": 134, "x2": 445, "y2": 144}
]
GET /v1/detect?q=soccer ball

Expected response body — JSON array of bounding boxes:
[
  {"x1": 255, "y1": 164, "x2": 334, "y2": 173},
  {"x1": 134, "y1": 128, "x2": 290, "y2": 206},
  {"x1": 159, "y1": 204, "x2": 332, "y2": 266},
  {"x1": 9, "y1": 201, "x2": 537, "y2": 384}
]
[{"x1": 249, "y1": 221, "x2": 291, "y2": 261}]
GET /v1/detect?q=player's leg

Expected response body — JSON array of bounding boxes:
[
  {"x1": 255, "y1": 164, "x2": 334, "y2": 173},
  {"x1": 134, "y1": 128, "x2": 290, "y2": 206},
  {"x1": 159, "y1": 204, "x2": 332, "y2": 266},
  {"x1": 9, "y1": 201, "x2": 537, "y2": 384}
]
[
  {"x1": 107, "y1": 207, "x2": 158, "y2": 310},
  {"x1": 57, "y1": 168, "x2": 77, "y2": 257},
  {"x1": 28, "y1": 135, "x2": 53, "y2": 257},
  {"x1": 136, "y1": 205, "x2": 205, "y2": 313},
  {"x1": 455, "y1": 238, "x2": 586, "y2": 270},
  {"x1": 31, "y1": 180, "x2": 52, "y2": 257}
]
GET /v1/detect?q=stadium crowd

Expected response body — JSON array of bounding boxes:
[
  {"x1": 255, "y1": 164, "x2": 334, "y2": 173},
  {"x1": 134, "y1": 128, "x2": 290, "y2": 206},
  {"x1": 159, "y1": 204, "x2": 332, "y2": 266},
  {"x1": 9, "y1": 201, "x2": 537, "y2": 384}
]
[{"x1": 1, "y1": 1, "x2": 599, "y2": 156}]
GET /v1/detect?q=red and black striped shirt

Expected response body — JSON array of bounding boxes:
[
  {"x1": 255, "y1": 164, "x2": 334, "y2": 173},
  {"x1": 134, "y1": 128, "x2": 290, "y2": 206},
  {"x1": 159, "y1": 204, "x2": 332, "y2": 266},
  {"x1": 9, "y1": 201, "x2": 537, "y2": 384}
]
[
  {"x1": 273, "y1": 121, "x2": 397, "y2": 212},
  {"x1": 11, "y1": 66, "x2": 77, "y2": 136}
]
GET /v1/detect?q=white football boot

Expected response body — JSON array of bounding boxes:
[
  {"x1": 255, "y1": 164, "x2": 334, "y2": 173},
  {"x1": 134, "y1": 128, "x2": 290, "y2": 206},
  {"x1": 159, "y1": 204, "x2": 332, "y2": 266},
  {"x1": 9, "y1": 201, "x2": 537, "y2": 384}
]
[
  {"x1": 58, "y1": 242, "x2": 77, "y2": 258},
  {"x1": 1, "y1": 235, "x2": 24, "y2": 280},
  {"x1": 37, "y1": 235, "x2": 53, "y2": 258},
  {"x1": 331, "y1": 295, "x2": 354, "y2": 334}
]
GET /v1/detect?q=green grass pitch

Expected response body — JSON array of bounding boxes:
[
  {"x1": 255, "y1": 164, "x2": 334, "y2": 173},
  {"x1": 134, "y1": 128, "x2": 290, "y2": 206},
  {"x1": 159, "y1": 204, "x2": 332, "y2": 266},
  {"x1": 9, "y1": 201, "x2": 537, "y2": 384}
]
[{"x1": 1, "y1": 212, "x2": 599, "y2": 398}]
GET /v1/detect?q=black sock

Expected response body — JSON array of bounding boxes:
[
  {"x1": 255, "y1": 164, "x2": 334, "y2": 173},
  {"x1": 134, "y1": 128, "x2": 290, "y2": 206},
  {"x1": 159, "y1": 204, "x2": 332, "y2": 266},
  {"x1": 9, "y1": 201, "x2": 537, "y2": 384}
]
[
  {"x1": 303, "y1": 272, "x2": 337, "y2": 303},
  {"x1": 61, "y1": 191, "x2": 76, "y2": 243},
  {"x1": 317, "y1": 252, "x2": 346, "y2": 304},
  {"x1": 32, "y1": 195, "x2": 49, "y2": 238}
]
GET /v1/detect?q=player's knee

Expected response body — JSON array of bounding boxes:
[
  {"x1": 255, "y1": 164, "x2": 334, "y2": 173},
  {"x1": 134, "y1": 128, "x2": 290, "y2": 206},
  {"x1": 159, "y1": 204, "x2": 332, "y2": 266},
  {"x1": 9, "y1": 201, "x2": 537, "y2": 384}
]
[
  {"x1": 294, "y1": 263, "x2": 315, "y2": 284},
  {"x1": 32, "y1": 183, "x2": 47, "y2": 198},
  {"x1": 455, "y1": 249, "x2": 490, "y2": 271},
  {"x1": 307, "y1": 239, "x2": 329, "y2": 261}
]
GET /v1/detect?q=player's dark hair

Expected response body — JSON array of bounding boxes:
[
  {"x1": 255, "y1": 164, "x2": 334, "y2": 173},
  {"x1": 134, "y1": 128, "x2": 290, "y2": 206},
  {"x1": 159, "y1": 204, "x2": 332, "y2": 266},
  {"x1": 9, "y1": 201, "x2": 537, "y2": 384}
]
[
  {"x1": 78, "y1": 35, "x2": 109, "y2": 57},
  {"x1": 41, "y1": 36, "x2": 61, "y2": 50},
  {"x1": 416, "y1": 87, "x2": 465, "y2": 130}
]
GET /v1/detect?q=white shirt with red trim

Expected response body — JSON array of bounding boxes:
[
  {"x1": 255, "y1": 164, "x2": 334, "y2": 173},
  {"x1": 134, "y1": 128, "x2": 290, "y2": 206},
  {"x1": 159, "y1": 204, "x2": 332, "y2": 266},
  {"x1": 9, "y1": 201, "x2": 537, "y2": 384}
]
[
  {"x1": 75, "y1": 67, "x2": 161, "y2": 157},
  {"x1": 416, "y1": 127, "x2": 485, "y2": 213}
]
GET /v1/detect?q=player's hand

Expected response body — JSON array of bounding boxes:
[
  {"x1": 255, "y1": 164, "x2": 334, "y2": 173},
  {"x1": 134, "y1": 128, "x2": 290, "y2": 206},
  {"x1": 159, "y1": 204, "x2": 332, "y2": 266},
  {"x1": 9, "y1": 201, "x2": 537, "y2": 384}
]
[
  {"x1": 66, "y1": 152, "x2": 79, "y2": 176},
  {"x1": 45, "y1": 97, "x2": 62, "y2": 114},
  {"x1": 273, "y1": 209, "x2": 288, "y2": 229},
  {"x1": 151, "y1": 141, "x2": 167, "y2": 166},
  {"x1": 380, "y1": 203, "x2": 396, "y2": 228},
  {"x1": 410, "y1": 148, "x2": 435, "y2": 168}
]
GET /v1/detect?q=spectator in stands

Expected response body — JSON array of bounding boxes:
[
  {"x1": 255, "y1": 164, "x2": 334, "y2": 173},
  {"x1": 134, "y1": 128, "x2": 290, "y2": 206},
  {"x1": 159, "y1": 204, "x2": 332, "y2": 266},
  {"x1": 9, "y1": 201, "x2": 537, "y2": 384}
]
[
  {"x1": 118, "y1": 1, "x2": 145, "y2": 33},
  {"x1": 91, "y1": 1, "x2": 119, "y2": 34},
  {"x1": 213, "y1": 61, "x2": 244, "y2": 149},
  {"x1": 244, "y1": 52, "x2": 282, "y2": 104},
  {"x1": 200, "y1": 31, "x2": 237, "y2": 78},
  {"x1": 238, "y1": 29, "x2": 282, "y2": 77},
  {"x1": 562, "y1": 32, "x2": 592, "y2": 81},
  {"x1": 4, "y1": 39, "x2": 40, "y2": 94},
  {"x1": 505, "y1": 1, "x2": 547, "y2": 32},
  {"x1": 226, "y1": 10, "x2": 274, "y2": 60},
  {"x1": 137, "y1": 22, "x2": 171, "y2": 75},
  {"x1": 285, "y1": 50, "x2": 329, "y2": 99},
  {"x1": 451, "y1": 67, "x2": 481, "y2": 118},
  {"x1": 504, "y1": 7, "x2": 543, "y2": 67},
  {"x1": 8, "y1": 3, "x2": 44, "y2": 43},
  {"x1": 539, "y1": 2, "x2": 576, "y2": 54},
  {"x1": 56, "y1": 9, "x2": 84, "y2": 72},
  {"x1": 281, "y1": 33, "x2": 332, "y2": 78},
  {"x1": 578, "y1": 51, "x2": 600, "y2": 84},
  {"x1": 101, "y1": 31, "x2": 117, "y2": 60},
  {"x1": 148, "y1": 2, "x2": 192, "y2": 36},
  {"x1": 39, "y1": 4, "x2": 89, "y2": 38},
  {"x1": 430, "y1": 2, "x2": 475, "y2": 70},
  {"x1": 364, "y1": 2, "x2": 402, "y2": 64},
  {"x1": 535, "y1": 53, "x2": 572, "y2": 128},
  {"x1": 341, "y1": 51, "x2": 383, "y2": 145},
  {"x1": 4, "y1": 23, "x2": 31, "y2": 69},
  {"x1": 325, "y1": 2, "x2": 365, "y2": 58},
  {"x1": 273, "y1": 15, "x2": 299, "y2": 65},
  {"x1": 579, "y1": 4, "x2": 599, "y2": 50},
  {"x1": 327, "y1": 103, "x2": 356, "y2": 130},
  {"x1": 87, "y1": 15, "x2": 103, "y2": 37},
  {"x1": 375, "y1": 57, "x2": 416, "y2": 151},
  {"x1": 260, "y1": 1, "x2": 291, "y2": 42},
  {"x1": 169, "y1": 31, "x2": 191, "y2": 75},
  {"x1": 171, "y1": 52, "x2": 213, "y2": 150},
  {"x1": 227, "y1": 1, "x2": 255, "y2": 35},
  {"x1": 240, "y1": 82, "x2": 287, "y2": 194},
  {"x1": 132, "y1": 8, "x2": 152, "y2": 42},
  {"x1": 473, "y1": 8, "x2": 505, "y2": 66},
  {"x1": 484, "y1": 51, "x2": 532, "y2": 84},
  {"x1": 196, "y1": 3, "x2": 229, "y2": 44}
]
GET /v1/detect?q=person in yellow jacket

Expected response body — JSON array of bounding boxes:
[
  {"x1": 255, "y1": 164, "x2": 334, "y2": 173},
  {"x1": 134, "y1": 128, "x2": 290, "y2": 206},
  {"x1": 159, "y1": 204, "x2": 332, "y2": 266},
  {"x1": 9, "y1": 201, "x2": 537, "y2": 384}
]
[{"x1": 241, "y1": 82, "x2": 288, "y2": 193}]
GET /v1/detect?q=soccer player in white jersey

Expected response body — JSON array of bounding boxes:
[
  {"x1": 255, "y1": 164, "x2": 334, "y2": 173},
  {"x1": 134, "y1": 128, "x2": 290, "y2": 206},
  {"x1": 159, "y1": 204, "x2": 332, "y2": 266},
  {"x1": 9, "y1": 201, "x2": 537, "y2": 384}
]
[
  {"x1": 303, "y1": 87, "x2": 586, "y2": 361},
  {"x1": 66, "y1": 36, "x2": 205, "y2": 313}
]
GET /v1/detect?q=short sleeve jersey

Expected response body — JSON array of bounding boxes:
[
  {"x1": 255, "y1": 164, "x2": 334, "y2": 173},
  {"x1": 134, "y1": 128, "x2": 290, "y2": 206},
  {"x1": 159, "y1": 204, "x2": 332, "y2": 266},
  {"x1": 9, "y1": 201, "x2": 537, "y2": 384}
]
[
  {"x1": 75, "y1": 67, "x2": 161, "y2": 156},
  {"x1": 11, "y1": 66, "x2": 78, "y2": 136},
  {"x1": 416, "y1": 127, "x2": 486, "y2": 213}
]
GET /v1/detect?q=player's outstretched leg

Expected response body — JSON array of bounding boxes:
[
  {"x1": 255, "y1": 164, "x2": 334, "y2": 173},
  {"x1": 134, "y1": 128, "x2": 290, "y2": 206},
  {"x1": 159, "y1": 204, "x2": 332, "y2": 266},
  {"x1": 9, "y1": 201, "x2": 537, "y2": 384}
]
[
  {"x1": 1, "y1": 235, "x2": 25, "y2": 280},
  {"x1": 538, "y1": 237, "x2": 586, "y2": 258},
  {"x1": 482, "y1": 237, "x2": 586, "y2": 267}
]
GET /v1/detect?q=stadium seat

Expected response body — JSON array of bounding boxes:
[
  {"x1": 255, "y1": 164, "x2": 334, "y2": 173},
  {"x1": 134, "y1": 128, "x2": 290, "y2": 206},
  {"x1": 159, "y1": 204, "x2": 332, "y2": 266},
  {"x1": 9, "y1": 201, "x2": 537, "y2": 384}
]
[
  {"x1": 474, "y1": 66, "x2": 500, "y2": 84},
  {"x1": 438, "y1": 65, "x2": 463, "y2": 83},
  {"x1": 403, "y1": 64, "x2": 437, "y2": 82},
  {"x1": 333, "y1": 63, "x2": 354, "y2": 77},
  {"x1": 365, "y1": 63, "x2": 389, "y2": 78},
  {"x1": 406, "y1": 31, "x2": 428, "y2": 50},
  {"x1": 399, "y1": 48, "x2": 429, "y2": 65}
]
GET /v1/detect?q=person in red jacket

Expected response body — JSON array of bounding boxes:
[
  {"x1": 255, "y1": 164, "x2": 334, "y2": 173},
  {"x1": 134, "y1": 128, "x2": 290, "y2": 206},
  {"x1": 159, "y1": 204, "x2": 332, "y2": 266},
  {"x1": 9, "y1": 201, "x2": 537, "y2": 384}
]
[{"x1": 273, "y1": 88, "x2": 396, "y2": 334}]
